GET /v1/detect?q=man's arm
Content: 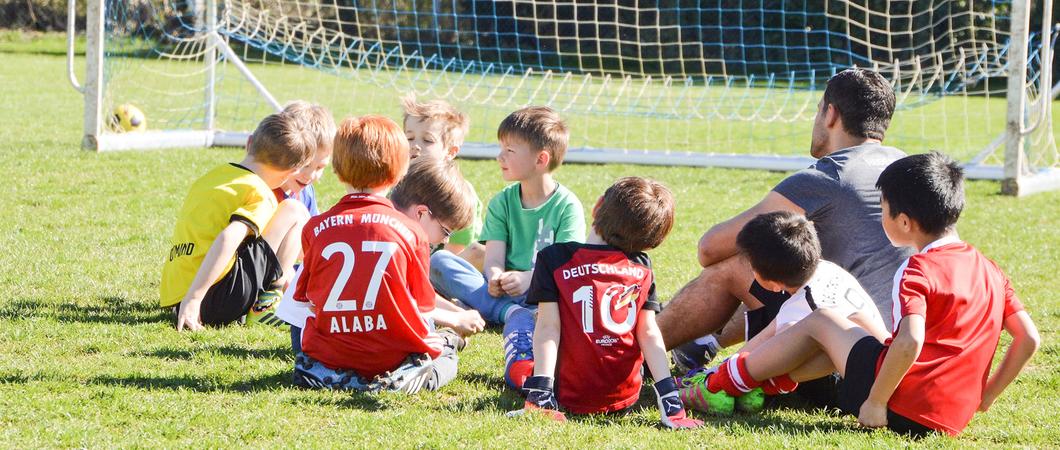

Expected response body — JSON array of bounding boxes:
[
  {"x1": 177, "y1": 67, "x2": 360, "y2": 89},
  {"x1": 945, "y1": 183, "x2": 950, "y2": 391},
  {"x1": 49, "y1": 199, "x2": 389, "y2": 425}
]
[
  {"x1": 698, "y1": 191, "x2": 804, "y2": 267},
  {"x1": 859, "y1": 314, "x2": 925, "y2": 428},
  {"x1": 979, "y1": 311, "x2": 1040, "y2": 412},
  {"x1": 176, "y1": 221, "x2": 251, "y2": 331}
]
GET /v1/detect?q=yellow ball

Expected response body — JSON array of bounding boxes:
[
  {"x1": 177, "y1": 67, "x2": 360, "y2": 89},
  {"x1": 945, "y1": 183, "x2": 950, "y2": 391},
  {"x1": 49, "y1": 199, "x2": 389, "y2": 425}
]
[{"x1": 111, "y1": 103, "x2": 147, "y2": 132}]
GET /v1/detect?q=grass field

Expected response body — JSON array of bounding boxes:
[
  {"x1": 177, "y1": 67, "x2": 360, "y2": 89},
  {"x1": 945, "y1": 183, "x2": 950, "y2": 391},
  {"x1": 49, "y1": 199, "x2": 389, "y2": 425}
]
[{"x1": 1, "y1": 32, "x2": 1059, "y2": 447}]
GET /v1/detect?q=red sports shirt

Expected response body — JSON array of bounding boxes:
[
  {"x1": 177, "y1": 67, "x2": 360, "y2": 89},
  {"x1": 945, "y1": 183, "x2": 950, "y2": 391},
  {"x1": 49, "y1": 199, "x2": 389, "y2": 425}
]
[
  {"x1": 881, "y1": 236, "x2": 1024, "y2": 435},
  {"x1": 527, "y1": 242, "x2": 661, "y2": 414},
  {"x1": 294, "y1": 194, "x2": 438, "y2": 378}
]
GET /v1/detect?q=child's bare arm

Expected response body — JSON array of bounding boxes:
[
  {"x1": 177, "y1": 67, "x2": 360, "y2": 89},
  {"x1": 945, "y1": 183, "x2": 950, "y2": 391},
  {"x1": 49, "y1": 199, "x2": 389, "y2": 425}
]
[
  {"x1": 637, "y1": 310, "x2": 703, "y2": 430},
  {"x1": 499, "y1": 270, "x2": 533, "y2": 296},
  {"x1": 483, "y1": 240, "x2": 507, "y2": 297},
  {"x1": 429, "y1": 295, "x2": 485, "y2": 336},
  {"x1": 979, "y1": 311, "x2": 1040, "y2": 412},
  {"x1": 532, "y1": 303, "x2": 561, "y2": 377},
  {"x1": 860, "y1": 314, "x2": 925, "y2": 428},
  {"x1": 176, "y1": 221, "x2": 250, "y2": 331}
]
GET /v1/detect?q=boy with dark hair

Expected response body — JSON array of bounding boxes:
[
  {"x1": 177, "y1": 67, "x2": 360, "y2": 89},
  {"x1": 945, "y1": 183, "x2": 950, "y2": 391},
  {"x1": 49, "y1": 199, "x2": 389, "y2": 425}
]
[
  {"x1": 292, "y1": 117, "x2": 475, "y2": 393},
  {"x1": 694, "y1": 152, "x2": 1040, "y2": 436},
  {"x1": 680, "y1": 211, "x2": 887, "y2": 413},
  {"x1": 162, "y1": 109, "x2": 317, "y2": 330},
  {"x1": 429, "y1": 106, "x2": 586, "y2": 390},
  {"x1": 513, "y1": 177, "x2": 702, "y2": 429}
]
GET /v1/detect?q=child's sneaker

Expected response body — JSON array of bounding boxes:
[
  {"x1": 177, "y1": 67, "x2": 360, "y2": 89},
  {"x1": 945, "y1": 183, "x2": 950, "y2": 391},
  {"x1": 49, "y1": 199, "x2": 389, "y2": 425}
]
[
  {"x1": 246, "y1": 289, "x2": 285, "y2": 327},
  {"x1": 369, "y1": 353, "x2": 436, "y2": 394},
  {"x1": 293, "y1": 352, "x2": 370, "y2": 390},
  {"x1": 503, "y1": 329, "x2": 535, "y2": 390},
  {"x1": 735, "y1": 387, "x2": 766, "y2": 413},
  {"x1": 677, "y1": 369, "x2": 735, "y2": 415},
  {"x1": 671, "y1": 337, "x2": 720, "y2": 374}
]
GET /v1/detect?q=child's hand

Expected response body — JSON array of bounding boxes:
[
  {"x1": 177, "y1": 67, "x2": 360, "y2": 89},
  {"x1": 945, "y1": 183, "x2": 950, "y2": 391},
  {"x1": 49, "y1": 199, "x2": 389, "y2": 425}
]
[
  {"x1": 654, "y1": 378, "x2": 704, "y2": 430},
  {"x1": 452, "y1": 310, "x2": 486, "y2": 336},
  {"x1": 488, "y1": 268, "x2": 506, "y2": 297},
  {"x1": 500, "y1": 271, "x2": 532, "y2": 297},
  {"x1": 175, "y1": 298, "x2": 204, "y2": 331},
  {"x1": 423, "y1": 333, "x2": 446, "y2": 353},
  {"x1": 858, "y1": 399, "x2": 888, "y2": 428}
]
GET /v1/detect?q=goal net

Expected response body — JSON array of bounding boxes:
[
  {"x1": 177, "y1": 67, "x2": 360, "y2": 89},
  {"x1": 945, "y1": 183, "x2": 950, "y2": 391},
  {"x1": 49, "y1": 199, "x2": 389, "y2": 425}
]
[{"x1": 78, "y1": 0, "x2": 1058, "y2": 193}]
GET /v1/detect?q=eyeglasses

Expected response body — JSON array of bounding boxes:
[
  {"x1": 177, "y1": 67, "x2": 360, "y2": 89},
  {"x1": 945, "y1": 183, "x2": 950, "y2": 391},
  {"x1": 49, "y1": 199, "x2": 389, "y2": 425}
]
[{"x1": 425, "y1": 208, "x2": 453, "y2": 239}]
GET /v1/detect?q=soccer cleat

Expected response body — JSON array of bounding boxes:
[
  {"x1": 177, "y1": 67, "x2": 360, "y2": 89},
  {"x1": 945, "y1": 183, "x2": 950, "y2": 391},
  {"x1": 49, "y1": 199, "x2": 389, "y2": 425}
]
[
  {"x1": 437, "y1": 328, "x2": 467, "y2": 352},
  {"x1": 246, "y1": 289, "x2": 286, "y2": 327},
  {"x1": 677, "y1": 370, "x2": 735, "y2": 415},
  {"x1": 503, "y1": 329, "x2": 535, "y2": 390},
  {"x1": 735, "y1": 387, "x2": 766, "y2": 413},
  {"x1": 368, "y1": 353, "x2": 436, "y2": 394},
  {"x1": 671, "y1": 337, "x2": 721, "y2": 374},
  {"x1": 293, "y1": 352, "x2": 370, "y2": 390}
]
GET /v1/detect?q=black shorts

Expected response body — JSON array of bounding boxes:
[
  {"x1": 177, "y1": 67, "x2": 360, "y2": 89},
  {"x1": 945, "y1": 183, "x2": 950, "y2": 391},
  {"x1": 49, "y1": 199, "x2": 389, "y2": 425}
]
[
  {"x1": 838, "y1": 336, "x2": 934, "y2": 437},
  {"x1": 198, "y1": 235, "x2": 282, "y2": 326}
]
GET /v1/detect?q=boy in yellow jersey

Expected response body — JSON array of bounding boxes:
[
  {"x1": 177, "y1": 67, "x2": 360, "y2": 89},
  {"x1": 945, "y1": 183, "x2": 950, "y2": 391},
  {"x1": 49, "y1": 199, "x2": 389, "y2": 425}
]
[{"x1": 161, "y1": 110, "x2": 319, "y2": 331}]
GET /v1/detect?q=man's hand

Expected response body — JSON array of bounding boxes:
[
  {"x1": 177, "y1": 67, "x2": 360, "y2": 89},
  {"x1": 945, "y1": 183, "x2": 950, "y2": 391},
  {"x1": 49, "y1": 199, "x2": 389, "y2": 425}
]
[
  {"x1": 488, "y1": 267, "x2": 506, "y2": 297},
  {"x1": 499, "y1": 271, "x2": 533, "y2": 297},
  {"x1": 654, "y1": 378, "x2": 704, "y2": 430},
  {"x1": 176, "y1": 297, "x2": 204, "y2": 331},
  {"x1": 451, "y1": 310, "x2": 486, "y2": 336},
  {"x1": 858, "y1": 399, "x2": 889, "y2": 429}
]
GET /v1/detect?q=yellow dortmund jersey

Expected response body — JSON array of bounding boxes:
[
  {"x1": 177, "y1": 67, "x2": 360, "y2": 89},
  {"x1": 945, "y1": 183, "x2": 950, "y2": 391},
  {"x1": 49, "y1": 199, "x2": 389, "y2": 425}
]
[{"x1": 160, "y1": 163, "x2": 278, "y2": 307}]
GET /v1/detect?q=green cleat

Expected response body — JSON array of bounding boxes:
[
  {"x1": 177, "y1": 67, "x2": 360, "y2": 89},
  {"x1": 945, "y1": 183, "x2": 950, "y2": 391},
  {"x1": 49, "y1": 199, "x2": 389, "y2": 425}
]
[
  {"x1": 246, "y1": 289, "x2": 286, "y2": 327},
  {"x1": 736, "y1": 387, "x2": 766, "y2": 413},
  {"x1": 677, "y1": 370, "x2": 735, "y2": 415}
]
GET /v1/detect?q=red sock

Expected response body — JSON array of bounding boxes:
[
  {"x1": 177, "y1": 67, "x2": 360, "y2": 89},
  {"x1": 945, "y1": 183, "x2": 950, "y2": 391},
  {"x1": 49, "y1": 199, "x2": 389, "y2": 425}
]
[
  {"x1": 706, "y1": 353, "x2": 760, "y2": 396},
  {"x1": 762, "y1": 374, "x2": 798, "y2": 395}
]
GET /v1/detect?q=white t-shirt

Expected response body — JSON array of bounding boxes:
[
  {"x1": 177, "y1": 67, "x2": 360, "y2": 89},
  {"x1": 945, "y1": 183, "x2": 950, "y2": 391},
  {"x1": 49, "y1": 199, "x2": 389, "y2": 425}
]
[
  {"x1": 275, "y1": 266, "x2": 313, "y2": 329},
  {"x1": 774, "y1": 260, "x2": 885, "y2": 334}
]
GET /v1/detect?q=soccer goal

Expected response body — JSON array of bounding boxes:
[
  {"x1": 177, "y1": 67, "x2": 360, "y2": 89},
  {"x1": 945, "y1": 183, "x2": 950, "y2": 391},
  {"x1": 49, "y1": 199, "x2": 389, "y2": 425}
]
[{"x1": 68, "y1": 0, "x2": 1058, "y2": 195}]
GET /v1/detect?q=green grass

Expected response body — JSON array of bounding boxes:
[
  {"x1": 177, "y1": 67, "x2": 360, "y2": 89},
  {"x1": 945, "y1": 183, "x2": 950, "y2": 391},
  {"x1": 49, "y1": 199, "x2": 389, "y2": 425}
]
[{"x1": 2, "y1": 34, "x2": 1059, "y2": 447}]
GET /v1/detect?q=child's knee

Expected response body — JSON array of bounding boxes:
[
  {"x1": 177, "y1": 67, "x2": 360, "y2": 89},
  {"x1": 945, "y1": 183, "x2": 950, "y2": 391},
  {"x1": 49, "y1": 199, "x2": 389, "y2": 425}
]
[{"x1": 277, "y1": 198, "x2": 311, "y2": 223}]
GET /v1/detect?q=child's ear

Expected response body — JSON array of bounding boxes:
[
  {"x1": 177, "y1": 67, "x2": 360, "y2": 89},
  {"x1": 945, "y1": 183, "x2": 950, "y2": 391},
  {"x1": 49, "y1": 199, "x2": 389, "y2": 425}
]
[
  {"x1": 592, "y1": 196, "x2": 603, "y2": 218},
  {"x1": 245, "y1": 135, "x2": 253, "y2": 151},
  {"x1": 446, "y1": 145, "x2": 460, "y2": 161},
  {"x1": 897, "y1": 212, "x2": 915, "y2": 234},
  {"x1": 536, "y1": 149, "x2": 551, "y2": 169}
]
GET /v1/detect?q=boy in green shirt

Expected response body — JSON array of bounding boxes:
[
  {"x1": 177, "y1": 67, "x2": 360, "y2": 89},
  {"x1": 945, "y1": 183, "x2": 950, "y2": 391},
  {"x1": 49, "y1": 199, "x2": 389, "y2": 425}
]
[{"x1": 430, "y1": 106, "x2": 586, "y2": 390}]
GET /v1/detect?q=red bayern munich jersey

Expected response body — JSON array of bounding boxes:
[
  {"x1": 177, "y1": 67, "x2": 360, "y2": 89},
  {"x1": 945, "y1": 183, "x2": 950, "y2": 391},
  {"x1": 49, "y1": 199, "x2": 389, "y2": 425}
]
[
  {"x1": 880, "y1": 236, "x2": 1024, "y2": 435},
  {"x1": 294, "y1": 194, "x2": 438, "y2": 378},
  {"x1": 527, "y1": 242, "x2": 661, "y2": 414}
]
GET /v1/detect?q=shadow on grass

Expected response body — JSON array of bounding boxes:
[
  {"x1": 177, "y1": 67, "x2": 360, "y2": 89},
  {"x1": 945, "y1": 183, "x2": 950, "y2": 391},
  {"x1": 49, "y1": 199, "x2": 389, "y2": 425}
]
[
  {"x1": 0, "y1": 296, "x2": 170, "y2": 325},
  {"x1": 136, "y1": 345, "x2": 292, "y2": 361}
]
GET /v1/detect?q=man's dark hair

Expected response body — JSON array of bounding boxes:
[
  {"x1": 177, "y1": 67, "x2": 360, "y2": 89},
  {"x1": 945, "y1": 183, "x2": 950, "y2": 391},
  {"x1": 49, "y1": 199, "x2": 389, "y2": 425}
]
[
  {"x1": 822, "y1": 68, "x2": 896, "y2": 140},
  {"x1": 736, "y1": 211, "x2": 821, "y2": 288},
  {"x1": 876, "y1": 152, "x2": 965, "y2": 235}
]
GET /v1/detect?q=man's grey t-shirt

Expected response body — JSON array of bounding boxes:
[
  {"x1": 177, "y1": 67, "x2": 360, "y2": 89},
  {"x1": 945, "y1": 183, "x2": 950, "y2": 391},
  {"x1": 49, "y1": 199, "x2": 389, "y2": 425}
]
[{"x1": 773, "y1": 143, "x2": 914, "y2": 329}]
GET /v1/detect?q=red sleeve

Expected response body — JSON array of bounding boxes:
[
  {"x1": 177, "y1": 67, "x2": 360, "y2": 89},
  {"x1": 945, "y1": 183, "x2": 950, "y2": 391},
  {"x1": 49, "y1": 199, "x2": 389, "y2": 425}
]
[
  {"x1": 293, "y1": 224, "x2": 313, "y2": 303},
  {"x1": 897, "y1": 259, "x2": 930, "y2": 318},
  {"x1": 1001, "y1": 270, "x2": 1025, "y2": 318}
]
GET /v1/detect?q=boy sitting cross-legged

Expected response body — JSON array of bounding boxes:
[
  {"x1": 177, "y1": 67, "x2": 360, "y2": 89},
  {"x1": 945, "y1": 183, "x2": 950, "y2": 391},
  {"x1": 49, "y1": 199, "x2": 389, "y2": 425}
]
[
  {"x1": 429, "y1": 106, "x2": 586, "y2": 390},
  {"x1": 513, "y1": 177, "x2": 702, "y2": 429},
  {"x1": 293, "y1": 116, "x2": 476, "y2": 393},
  {"x1": 162, "y1": 110, "x2": 317, "y2": 331},
  {"x1": 679, "y1": 211, "x2": 889, "y2": 414},
  {"x1": 694, "y1": 152, "x2": 1040, "y2": 436}
]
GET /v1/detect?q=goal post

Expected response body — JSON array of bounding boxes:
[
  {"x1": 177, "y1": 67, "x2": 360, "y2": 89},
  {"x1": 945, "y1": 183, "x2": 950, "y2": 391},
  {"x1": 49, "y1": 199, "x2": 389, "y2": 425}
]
[{"x1": 69, "y1": 0, "x2": 1058, "y2": 195}]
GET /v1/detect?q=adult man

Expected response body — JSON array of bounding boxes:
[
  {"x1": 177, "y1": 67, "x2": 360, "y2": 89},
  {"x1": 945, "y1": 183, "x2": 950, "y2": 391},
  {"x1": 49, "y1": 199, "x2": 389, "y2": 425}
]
[{"x1": 661, "y1": 68, "x2": 914, "y2": 375}]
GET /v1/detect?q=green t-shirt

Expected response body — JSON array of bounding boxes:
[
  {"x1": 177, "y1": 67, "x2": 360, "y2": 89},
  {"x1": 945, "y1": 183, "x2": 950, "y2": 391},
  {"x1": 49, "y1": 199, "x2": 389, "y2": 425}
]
[
  {"x1": 480, "y1": 182, "x2": 586, "y2": 272},
  {"x1": 448, "y1": 180, "x2": 483, "y2": 247}
]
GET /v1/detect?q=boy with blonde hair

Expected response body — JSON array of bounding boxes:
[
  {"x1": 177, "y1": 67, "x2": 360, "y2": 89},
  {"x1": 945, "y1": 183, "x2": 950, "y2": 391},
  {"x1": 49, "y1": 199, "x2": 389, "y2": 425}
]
[
  {"x1": 401, "y1": 94, "x2": 486, "y2": 267},
  {"x1": 292, "y1": 117, "x2": 475, "y2": 393},
  {"x1": 162, "y1": 110, "x2": 316, "y2": 330},
  {"x1": 514, "y1": 177, "x2": 702, "y2": 430},
  {"x1": 430, "y1": 106, "x2": 586, "y2": 390}
]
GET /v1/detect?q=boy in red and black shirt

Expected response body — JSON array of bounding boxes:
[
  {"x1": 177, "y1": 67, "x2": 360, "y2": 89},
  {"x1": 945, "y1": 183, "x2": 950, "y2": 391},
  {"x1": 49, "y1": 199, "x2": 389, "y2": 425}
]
[
  {"x1": 514, "y1": 177, "x2": 702, "y2": 429},
  {"x1": 292, "y1": 117, "x2": 475, "y2": 393},
  {"x1": 700, "y1": 152, "x2": 1040, "y2": 436}
]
